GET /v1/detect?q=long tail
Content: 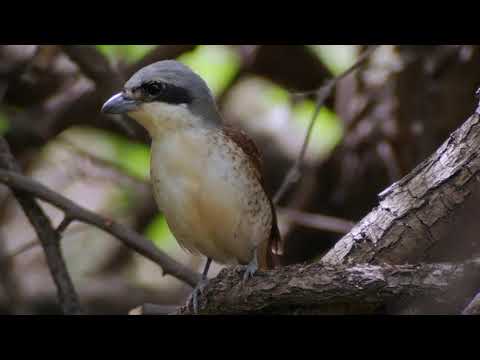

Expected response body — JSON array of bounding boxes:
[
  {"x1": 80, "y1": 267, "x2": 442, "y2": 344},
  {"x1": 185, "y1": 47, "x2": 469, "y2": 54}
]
[{"x1": 258, "y1": 201, "x2": 282, "y2": 270}]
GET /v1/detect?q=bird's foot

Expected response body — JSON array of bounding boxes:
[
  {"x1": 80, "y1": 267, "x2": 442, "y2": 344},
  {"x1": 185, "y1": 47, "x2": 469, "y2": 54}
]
[
  {"x1": 186, "y1": 278, "x2": 209, "y2": 314},
  {"x1": 242, "y1": 256, "x2": 258, "y2": 284}
]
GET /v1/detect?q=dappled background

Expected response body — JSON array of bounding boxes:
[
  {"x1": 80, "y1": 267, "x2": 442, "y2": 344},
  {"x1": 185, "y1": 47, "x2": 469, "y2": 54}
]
[{"x1": 1, "y1": 45, "x2": 479, "y2": 314}]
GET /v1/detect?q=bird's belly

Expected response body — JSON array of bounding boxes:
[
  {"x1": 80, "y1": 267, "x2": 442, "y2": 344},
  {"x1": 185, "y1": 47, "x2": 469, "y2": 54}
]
[{"x1": 150, "y1": 131, "x2": 271, "y2": 264}]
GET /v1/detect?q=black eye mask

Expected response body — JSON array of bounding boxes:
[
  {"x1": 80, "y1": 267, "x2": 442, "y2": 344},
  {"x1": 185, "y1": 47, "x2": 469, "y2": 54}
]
[{"x1": 142, "y1": 81, "x2": 193, "y2": 105}]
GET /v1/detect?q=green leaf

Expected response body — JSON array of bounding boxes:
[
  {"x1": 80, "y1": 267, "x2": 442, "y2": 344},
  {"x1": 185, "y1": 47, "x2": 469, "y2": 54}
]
[{"x1": 178, "y1": 45, "x2": 240, "y2": 96}]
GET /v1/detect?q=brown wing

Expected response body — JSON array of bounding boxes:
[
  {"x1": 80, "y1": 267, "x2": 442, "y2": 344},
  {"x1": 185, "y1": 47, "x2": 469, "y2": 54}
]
[
  {"x1": 221, "y1": 125, "x2": 281, "y2": 269},
  {"x1": 221, "y1": 125, "x2": 263, "y2": 183}
]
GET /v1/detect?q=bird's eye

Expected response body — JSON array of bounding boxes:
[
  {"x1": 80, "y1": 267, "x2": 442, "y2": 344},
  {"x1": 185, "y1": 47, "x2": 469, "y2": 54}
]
[{"x1": 144, "y1": 82, "x2": 164, "y2": 96}]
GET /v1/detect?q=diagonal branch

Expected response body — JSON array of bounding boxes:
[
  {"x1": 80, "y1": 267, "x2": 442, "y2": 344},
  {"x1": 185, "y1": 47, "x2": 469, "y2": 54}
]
[
  {"x1": 0, "y1": 137, "x2": 83, "y2": 314},
  {"x1": 0, "y1": 168, "x2": 201, "y2": 287},
  {"x1": 174, "y1": 86, "x2": 480, "y2": 315},
  {"x1": 462, "y1": 291, "x2": 480, "y2": 315},
  {"x1": 322, "y1": 95, "x2": 480, "y2": 266}
]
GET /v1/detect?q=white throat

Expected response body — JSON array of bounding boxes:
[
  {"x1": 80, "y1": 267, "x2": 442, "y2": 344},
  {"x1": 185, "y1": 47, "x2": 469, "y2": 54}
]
[{"x1": 128, "y1": 102, "x2": 203, "y2": 138}]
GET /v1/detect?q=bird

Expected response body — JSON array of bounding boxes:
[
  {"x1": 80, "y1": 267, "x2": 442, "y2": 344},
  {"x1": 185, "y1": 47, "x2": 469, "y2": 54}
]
[{"x1": 101, "y1": 60, "x2": 280, "y2": 312}]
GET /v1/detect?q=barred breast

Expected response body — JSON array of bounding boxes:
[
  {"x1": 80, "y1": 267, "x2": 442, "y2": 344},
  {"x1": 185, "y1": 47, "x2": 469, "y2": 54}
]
[{"x1": 150, "y1": 127, "x2": 273, "y2": 265}]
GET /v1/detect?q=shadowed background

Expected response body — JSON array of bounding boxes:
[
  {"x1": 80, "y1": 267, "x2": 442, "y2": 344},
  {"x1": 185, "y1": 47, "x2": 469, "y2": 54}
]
[{"x1": 1, "y1": 45, "x2": 479, "y2": 314}]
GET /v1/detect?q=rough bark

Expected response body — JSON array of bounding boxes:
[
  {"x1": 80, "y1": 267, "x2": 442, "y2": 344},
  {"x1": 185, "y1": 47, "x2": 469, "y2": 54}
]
[
  {"x1": 3, "y1": 45, "x2": 480, "y2": 314},
  {"x1": 322, "y1": 105, "x2": 480, "y2": 266},
  {"x1": 462, "y1": 291, "x2": 480, "y2": 315},
  {"x1": 177, "y1": 259, "x2": 480, "y2": 315},
  {"x1": 173, "y1": 95, "x2": 480, "y2": 315},
  {"x1": 283, "y1": 45, "x2": 480, "y2": 265}
]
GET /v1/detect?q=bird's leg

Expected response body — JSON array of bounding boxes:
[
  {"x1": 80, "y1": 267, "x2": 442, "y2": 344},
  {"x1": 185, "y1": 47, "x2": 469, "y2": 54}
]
[
  {"x1": 242, "y1": 247, "x2": 258, "y2": 283},
  {"x1": 187, "y1": 257, "x2": 212, "y2": 314}
]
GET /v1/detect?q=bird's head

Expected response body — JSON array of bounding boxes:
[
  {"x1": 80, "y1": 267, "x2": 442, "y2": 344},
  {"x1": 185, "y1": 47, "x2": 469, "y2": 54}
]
[{"x1": 101, "y1": 60, "x2": 221, "y2": 136}]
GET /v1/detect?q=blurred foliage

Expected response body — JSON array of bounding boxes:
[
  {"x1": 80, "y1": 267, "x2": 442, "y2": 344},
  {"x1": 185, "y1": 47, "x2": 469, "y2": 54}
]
[
  {"x1": 96, "y1": 45, "x2": 156, "y2": 64},
  {"x1": 113, "y1": 138, "x2": 150, "y2": 180},
  {"x1": 0, "y1": 110, "x2": 9, "y2": 135},
  {"x1": 264, "y1": 83, "x2": 290, "y2": 105},
  {"x1": 60, "y1": 127, "x2": 150, "y2": 181},
  {"x1": 311, "y1": 45, "x2": 358, "y2": 75},
  {"x1": 144, "y1": 215, "x2": 177, "y2": 251},
  {"x1": 293, "y1": 101, "x2": 343, "y2": 157},
  {"x1": 178, "y1": 45, "x2": 240, "y2": 96},
  {"x1": 108, "y1": 185, "x2": 136, "y2": 215},
  {"x1": 263, "y1": 81, "x2": 343, "y2": 157}
]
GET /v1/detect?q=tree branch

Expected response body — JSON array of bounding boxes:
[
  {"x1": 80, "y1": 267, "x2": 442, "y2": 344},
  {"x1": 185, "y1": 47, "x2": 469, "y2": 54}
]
[
  {"x1": 462, "y1": 291, "x2": 480, "y2": 315},
  {"x1": 175, "y1": 86, "x2": 480, "y2": 314},
  {"x1": 0, "y1": 168, "x2": 201, "y2": 287},
  {"x1": 0, "y1": 137, "x2": 83, "y2": 314},
  {"x1": 59, "y1": 45, "x2": 122, "y2": 88},
  {"x1": 59, "y1": 45, "x2": 138, "y2": 138},
  {"x1": 322, "y1": 98, "x2": 480, "y2": 266},
  {"x1": 279, "y1": 208, "x2": 354, "y2": 234},
  {"x1": 177, "y1": 258, "x2": 480, "y2": 314}
]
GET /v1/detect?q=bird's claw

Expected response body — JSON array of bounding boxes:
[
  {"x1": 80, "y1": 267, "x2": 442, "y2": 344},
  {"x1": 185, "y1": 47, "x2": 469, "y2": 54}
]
[
  {"x1": 242, "y1": 258, "x2": 258, "y2": 284},
  {"x1": 186, "y1": 278, "x2": 209, "y2": 314}
]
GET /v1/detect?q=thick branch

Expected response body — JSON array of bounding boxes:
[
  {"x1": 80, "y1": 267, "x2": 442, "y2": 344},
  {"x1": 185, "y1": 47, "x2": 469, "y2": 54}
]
[
  {"x1": 0, "y1": 169, "x2": 201, "y2": 287},
  {"x1": 0, "y1": 137, "x2": 83, "y2": 314},
  {"x1": 462, "y1": 291, "x2": 480, "y2": 315},
  {"x1": 322, "y1": 102, "x2": 480, "y2": 266},
  {"x1": 59, "y1": 45, "x2": 122, "y2": 88},
  {"x1": 177, "y1": 89, "x2": 480, "y2": 315},
  {"x1": 177, "y1": 258, "x2": 480, "y2": 314}
]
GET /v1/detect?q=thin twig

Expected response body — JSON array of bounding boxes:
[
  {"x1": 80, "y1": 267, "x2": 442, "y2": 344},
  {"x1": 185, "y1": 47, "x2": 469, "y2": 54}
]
[
  {"x1": 56, "y1": 216, "x2": 73, "y2": 234},
  {"x1": 279, "y1": 208, "x2": 355, "y2": 234},
  {"x1": 273, "y1": 45, "x2": 379, "y2": 205},
  {"x1": 0, "y1": 168, "x2": 201, "y2": 287},
  {"x1": 1, "y1": 221, "x2": 99, "y2": 262},
  {"x1": 2, "y1": 240, "x2": 38, "y2": 259}
]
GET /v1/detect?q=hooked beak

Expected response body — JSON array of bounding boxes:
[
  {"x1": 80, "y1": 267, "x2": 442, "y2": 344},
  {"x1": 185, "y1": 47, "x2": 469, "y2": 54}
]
[{"x1": 101, "y1": 92, "x2": 139, "y2": 114}]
